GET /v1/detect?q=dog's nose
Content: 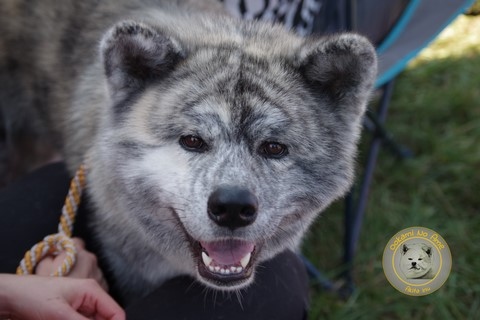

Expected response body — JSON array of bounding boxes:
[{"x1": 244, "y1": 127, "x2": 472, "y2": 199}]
[
  {"x1": 207, "y1": 187, "x2": 258, "y2": 230},
  {"x1": 412, "y1": 262, "x2": 417, "y2": 266}
]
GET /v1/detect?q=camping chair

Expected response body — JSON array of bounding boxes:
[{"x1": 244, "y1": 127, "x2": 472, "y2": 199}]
[{"x1": 302, "y1": 0, "x2": 476, "y2": 295}]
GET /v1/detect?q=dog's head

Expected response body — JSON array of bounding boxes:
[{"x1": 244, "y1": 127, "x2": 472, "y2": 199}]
[
  {"x1": 90, "y1": 18, "x2": 377, "y2": 290},
  {"x1": 400, "y1": 243, "x2": 433, "y2": 279}
]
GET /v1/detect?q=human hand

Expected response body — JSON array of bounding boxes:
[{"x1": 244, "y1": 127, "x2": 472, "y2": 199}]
[
  {"x1": 0, "y1": 274, "x2": 125, "y2": 320},
  {"x1": 35, "y1": 237, "x2": 108, "y2": 291}
]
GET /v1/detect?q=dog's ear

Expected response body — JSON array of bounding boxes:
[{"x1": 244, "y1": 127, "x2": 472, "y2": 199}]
[
  {"x1": 402, "y1": 244, "x2": 410, "y2": 254},
  {"x1": 422, "y1": 245, "x2": 433, "y2": 257},
  {"x1": 101, "y1": 21, "x2": 185, "y2": 108},
  {"x1": 297, "y1": 33, "x2": 377, "y2": 118}
]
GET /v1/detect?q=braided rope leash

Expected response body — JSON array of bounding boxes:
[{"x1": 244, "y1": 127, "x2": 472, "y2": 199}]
[{"x1": 16, "y1": 164, "x2": 87, "y2": 276}]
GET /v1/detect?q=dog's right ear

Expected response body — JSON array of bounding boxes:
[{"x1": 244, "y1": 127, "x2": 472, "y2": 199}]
[
  {"x1": 101, "y1": 21, "x2": 185, "y2": 107},
  {"x1": 402, "y1": 244, "x2": 410, "y2": 254}
]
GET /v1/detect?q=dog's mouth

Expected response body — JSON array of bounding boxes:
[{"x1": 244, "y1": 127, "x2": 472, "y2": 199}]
[{"x1": 195, "y1": 239, "x2": 257, "y2": 286}]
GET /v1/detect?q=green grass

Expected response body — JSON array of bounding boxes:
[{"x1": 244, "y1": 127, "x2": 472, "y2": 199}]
[{"x1": 303, "y1": 14, "x2": 480, "y2": 319}]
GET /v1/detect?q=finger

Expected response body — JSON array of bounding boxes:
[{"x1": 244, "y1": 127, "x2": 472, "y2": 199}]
[
  {"x1": 99, "y1": 277, "x2": 109, "y2": 292},
  {"x1": 86, "y1": 256, "x2": 106, "y2": 289},
  {"x1": 37, "y1": 250, "x2": 72, "y2": 276},
  {"x1": 73, "y1": 237, "x2": 86, "y2": 249},
  {"x1": 97, "y1": 269, "x2": 109, "y2": 292},
  {"x1": 54, "y1": 304, "x2": 92, "y2": 320},
  {"x1": 74, "y1": 280, "x2": 125, "y2": 320},
  {"x1": 35, "y1": 255, "x2": 56, "y2": 276},
  {"x1": 70, "y1": 249, "x2": 108, "y2": 291},
  {"x1": 92, "y1": 264, "x2": 109, "y2": 291},
  {"x1": 35, "y1": 238, "x2": 86, "y2": 276},
  {"x1": 69, "y1": 248, "x2": 98, "y2": 278},
  {"x1": 38, "y1": 249, "x2": 89, "y2": 279}
]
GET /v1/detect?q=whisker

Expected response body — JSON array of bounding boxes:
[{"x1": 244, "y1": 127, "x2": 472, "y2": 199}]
[{"x1": 235, "y1": 289, "x2": 244, "y2": 310}]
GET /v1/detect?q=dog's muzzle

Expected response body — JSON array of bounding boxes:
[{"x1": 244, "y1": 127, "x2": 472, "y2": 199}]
[{"x1": 196, "y1": 186, "x2": 259, "y2": 286}]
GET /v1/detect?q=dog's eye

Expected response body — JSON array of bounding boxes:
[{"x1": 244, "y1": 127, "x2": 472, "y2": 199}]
[
  {"x1": 408, "y1": 258, "x2": 413, "y2": 260},
  {"x1": 418, "y1": 258, "x2": 422, "y2": 260},
  {"x1": 259, "y1": 141, "x2": 288, "y2": 158},
  {"x1": 180, "y1": 135, "x2": 208, "y2": 152}
]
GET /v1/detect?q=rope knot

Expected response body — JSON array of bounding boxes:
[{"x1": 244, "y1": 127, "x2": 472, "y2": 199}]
[
  {"x1": 16, "y1": 164, "x2": 86, "y2": 276},
  {"x1": 17, "y1": 233, "x2": 77, "y2": 276}
]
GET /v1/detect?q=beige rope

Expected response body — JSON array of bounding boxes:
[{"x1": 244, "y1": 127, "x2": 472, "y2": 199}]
[{"x1": 16, "y1": 164, "x2": 86, "y2": 276}]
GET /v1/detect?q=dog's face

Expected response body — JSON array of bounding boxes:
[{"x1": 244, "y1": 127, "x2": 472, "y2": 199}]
[
  {"x1": 92, "y1": 20, "x2": 376, "y2": 290},
  {"x1": 400, "y1": 243, "x2": 433, "y2": 279}
]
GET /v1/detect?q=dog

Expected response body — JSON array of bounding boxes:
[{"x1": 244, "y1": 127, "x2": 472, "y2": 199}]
[
  {"x1": 0, "y1": 0, "x2": 377, "y2": 302},
  {"x1": 400, "y1": 243, "x2": 436, "y2": 280}
]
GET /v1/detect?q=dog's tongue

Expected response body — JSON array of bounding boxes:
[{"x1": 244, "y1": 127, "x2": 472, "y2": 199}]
[{"x1": 201, "y1": 240, "x2": 254, "y2": 265}]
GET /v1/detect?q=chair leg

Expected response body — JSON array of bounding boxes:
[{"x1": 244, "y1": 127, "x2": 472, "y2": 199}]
[{"x1": 300, "y1": 254, "x2": 336, "y2": 291}]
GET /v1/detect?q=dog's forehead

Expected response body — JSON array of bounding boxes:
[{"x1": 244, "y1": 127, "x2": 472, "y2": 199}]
[
  {"x1": 405, "y1": 248, "x2": 427, "y2": 257},
  {"x1": 183, "y1": 96, "x2": 293, "y2": 138},
  {"x1": 155, "y1": 50, "x2": 311, "y2": 139}
]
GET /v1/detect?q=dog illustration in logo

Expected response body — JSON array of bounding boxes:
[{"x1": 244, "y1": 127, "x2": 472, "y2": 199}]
[{"x1": 400, "y1": 243, "x2": 436, "y2": 279}]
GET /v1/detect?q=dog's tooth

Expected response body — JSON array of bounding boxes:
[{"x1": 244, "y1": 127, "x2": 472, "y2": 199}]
[
  {"x1": 209, "y1": 265, "x2": 215, "y2": 272},
  {"x1": 236, "y1": 267, "x2": 243, "y2": 273},
  {"x1": 225, "y1": 269, "x2": 231, "y2": 275},
  {"x1": 202, "y1": 251, "x2": 212, "y2": 267},
  {"x1": 240, "y1": 252, "x2": 251, "y2": 268},
  {"x1": 230, "y1": 266, "x2": 236, "y2": 273},
  {"x1": 220, "y1": 268, "x2": 226, "y2": 274},
  {"x1": 214, "y1": 266, "x2": 220, "y2": 272}
]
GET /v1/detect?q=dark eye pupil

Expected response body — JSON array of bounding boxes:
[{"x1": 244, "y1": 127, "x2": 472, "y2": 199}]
[
  {"x1": 180, "y1": 135, "x2": 206, "y2": 151},
  {"x1": 267, "y1": 143, "x2": 283, "y2": 154},
  {"x1": 185, "y1": 136, "x2": 200, "y2": 147},
  {"x1": 261, "y1": 141, "x2": 288, "y2": 158}
]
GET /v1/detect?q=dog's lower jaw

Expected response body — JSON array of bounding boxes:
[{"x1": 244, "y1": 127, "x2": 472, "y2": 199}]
[
  {"x1": 194, "y1": 240, "x2": 259, "y2": 290},
  {"x1": 196, "y1": 267, "x2": 256, "y2": 291}
]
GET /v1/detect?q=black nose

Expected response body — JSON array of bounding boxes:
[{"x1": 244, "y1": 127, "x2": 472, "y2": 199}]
[
  {"x1": 412, "y1": 262, "x2": 417, "y2": 266},
  {"x1": 207, "y1": 187, "x2": 258, "y2": 230}
]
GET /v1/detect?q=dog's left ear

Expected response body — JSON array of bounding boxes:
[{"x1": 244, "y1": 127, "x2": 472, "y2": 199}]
[
  {"x1": 402, "y1": 244, "x2": 410, "y2": 254},
  {"x1": 297, "y1": 33, "x2": 377, "y2": 118},
  {"x1": 422, "y1": 245, "x2": 433, "y2": 257}
]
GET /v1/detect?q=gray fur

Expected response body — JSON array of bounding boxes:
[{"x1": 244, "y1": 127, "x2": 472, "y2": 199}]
[{"x1": 0, "y1": 0, "x2": 377, "y2": 301}]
